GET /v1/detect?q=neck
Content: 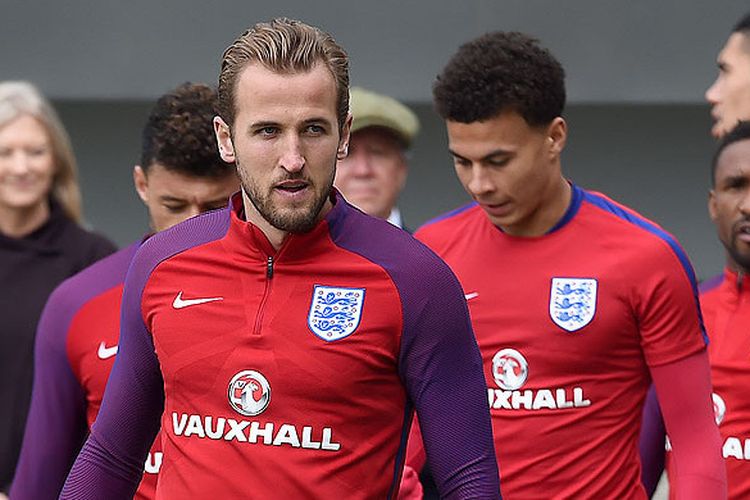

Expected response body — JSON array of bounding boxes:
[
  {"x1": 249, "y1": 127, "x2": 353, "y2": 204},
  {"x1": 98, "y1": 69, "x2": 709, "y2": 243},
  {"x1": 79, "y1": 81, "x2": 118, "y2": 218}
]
[
  {"x1": 505, "y1": 175, "x2": 571, "y2": 237},
  {"x1": 0, "y1": 201, "x2": 50, "y2": 238},
  {"x1": 726, "y1": 255, "x2": 750, "y2": 277}
]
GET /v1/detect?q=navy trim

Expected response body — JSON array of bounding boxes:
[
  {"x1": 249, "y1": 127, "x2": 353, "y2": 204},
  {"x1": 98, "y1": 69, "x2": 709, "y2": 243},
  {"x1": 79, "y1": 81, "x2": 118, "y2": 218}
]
[
  {"x1": 547, "y1": 183, "x2": 584, "y2": 234},
  {"x1": 582, "y1": 190, "x2": 709, "y2": 346},
  {"x1": 417, "y1": 201, "x2": 477, "y2": 231},
  {"x1": 698, "y1": 274, "x2": 724, "y2": 294},
  {"x1": 386, "y1": 402, "x2": 414, "y2": 500}
]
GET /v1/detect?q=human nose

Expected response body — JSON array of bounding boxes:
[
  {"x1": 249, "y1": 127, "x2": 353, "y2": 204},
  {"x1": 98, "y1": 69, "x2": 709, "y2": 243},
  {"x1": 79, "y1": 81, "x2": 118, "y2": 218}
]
[
  {"x1": 705, "y1": 77, "x2": 720, "y2": 104},
  {"x1": 6, "y1": 151, "x2": 32, "y2": 175},
  {"x1": 466, "y1": 165, "x2": 494, "y2": 197},
  {"x1": 279, "y1": 135, "x2": 305, "y2": 173},
  {"x1": 739, "y1": 190, "x2": 750, "y2": 216}
]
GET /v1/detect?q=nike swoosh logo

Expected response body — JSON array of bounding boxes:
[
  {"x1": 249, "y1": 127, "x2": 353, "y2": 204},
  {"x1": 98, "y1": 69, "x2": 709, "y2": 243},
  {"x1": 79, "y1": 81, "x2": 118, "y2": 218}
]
[
  {"x1": 464, "y1": 292, "x2": 479, "y2": 301},
  {"x1": 172, "y1": 291, "x2": 224, "y2": 309},
  {"x1": 97, "y1": 342, "x2": 119, "y2": 360}
]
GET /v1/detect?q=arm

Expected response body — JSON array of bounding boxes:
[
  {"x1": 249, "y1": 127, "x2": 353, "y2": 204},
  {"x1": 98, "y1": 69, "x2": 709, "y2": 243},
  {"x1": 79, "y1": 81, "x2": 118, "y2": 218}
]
[
  {"x1": 399, "y1": 261, "x2": 499, "y2": 499},
  {"x1": 639, "y1": 385, "x2": 666, "y2": 497},
  {"x1": 10, "y1": 287, "x2": 89, "y2": 499},
  {"x1": 650, "y1": 351, "x2": 726, "y2": 499},
  {"x1": 60, "y1": 272, "x2": 163, "y2": 499}
]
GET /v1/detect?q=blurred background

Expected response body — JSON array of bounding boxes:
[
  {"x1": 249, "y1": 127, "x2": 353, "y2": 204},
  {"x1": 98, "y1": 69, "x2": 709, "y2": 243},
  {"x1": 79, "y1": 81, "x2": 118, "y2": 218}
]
[{"x1": 1, "y1": 0, "x2": 746, "y2": 280}]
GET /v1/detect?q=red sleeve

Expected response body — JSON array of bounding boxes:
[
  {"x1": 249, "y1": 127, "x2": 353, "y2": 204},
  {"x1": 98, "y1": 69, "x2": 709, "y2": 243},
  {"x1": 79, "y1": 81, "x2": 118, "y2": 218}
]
[
  {"x1": 636, "y1": 238, "x2": 707, "y2": 367},
  {"x1": 650, "y1": 350, "x2": 726, "y2": 499},
  {"x1": 405, "y1": 416, "x2": 426, "y2": 473}
]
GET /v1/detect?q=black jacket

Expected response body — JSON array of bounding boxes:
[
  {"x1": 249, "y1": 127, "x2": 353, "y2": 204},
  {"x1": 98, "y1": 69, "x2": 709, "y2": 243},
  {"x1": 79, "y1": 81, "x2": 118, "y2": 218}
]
[{"x1": 0, "y1": 200, "x2": 116, "y2": 492}]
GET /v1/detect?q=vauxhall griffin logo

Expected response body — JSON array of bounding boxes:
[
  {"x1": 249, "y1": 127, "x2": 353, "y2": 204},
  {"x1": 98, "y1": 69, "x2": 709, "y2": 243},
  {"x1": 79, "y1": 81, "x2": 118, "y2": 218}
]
[
  {"x1": 492, "y1": 348, "x2": 528, "y2": 390},
  {"x1": 713, "y1": 393, "x2": 726, "y2": 426},
  {"x1": 228, "y1": 370, "x2": 271, "y2": 416}
]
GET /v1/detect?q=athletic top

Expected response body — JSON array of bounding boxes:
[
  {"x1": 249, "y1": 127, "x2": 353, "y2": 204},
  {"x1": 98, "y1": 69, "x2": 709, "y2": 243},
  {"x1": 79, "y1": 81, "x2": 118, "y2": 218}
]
[
  {"x1": 414, "y1": 184, "x2": 707, "y2": 499},
  {"x1": 11, "y1": 242, "x2": 161, "y2": 500},
  {"x1": 61, "y1": 191, "x2": 500, "y2": 499},
  {"x1": 662, "y1": 269, "x2": 750, "y2": 499}
]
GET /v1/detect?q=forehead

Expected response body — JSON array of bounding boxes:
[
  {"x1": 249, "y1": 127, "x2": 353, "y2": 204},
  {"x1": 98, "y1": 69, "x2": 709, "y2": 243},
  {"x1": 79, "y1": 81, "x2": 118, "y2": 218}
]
[
  {"x1": 233, "y1": 62, "x2": 338, "y2": 124},
  {"x1": 0, "y1": 114, "x2": 48, "y2": 142},
  {"x1": 146, "y1": 163, "x2": 237, "y2": 196},
  {"x1": 716, "y1": 139, "x2": 750, "y2": 178},
  {"x1": 720, "y1": 33, "x2": 750, "y2": 65},
  {"x1": 446, "y1": 110, "x2": 538, "y2": 155}
]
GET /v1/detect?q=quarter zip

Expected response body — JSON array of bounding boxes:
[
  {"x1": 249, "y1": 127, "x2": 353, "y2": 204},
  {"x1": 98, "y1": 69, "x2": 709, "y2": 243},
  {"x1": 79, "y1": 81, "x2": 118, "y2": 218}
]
[{"x1": 253, "y1": 256, "x2": 275, "y2": 335}]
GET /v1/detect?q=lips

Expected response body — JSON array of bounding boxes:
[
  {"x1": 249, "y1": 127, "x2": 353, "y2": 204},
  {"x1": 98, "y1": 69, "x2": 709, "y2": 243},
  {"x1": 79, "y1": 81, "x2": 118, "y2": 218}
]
[
  {"x1": 479, "y1": 201, "x2": 513, "y2": 218},
  {"x1": 274, "y1": 179, "x2": 309, "y2": 193},
  {"x1": 733, "y1": 220, "x2": 750, "y2": 243}
]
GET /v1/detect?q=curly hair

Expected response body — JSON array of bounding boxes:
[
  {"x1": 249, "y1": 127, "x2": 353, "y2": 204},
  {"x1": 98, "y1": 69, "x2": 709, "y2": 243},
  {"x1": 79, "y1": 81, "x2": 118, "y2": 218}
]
[
  {"x1": 140, "y1": 82, "x2": 233, "y2": 177},
  {"x1": 433, "y1": 31, "x2": 565, "y2": 126}
]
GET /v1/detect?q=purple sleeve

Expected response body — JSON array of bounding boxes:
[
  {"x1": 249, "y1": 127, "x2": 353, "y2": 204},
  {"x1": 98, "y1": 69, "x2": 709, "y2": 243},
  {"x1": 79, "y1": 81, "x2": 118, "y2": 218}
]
[
  {"x1": 60, "y1": 210, "x2": 230, "y2": 500},
  {"x1": 11, "y1": 244, "x2": 138, "y2": 500},
  {"x1": 60, "y1": 262, "x2": 163, "y2": 498},
  {"x1": 327, "y1": 204, "x2": 500, "y2": 499},
  {"x1": 10, "y1": 285, "x2": 88, "y2": 499},
  {"x1": 639, "y1": 385, "x2": 666, "y2": 497},
  {"x1": 397, "y1": 257, "x2": 499, "y2": 499}
]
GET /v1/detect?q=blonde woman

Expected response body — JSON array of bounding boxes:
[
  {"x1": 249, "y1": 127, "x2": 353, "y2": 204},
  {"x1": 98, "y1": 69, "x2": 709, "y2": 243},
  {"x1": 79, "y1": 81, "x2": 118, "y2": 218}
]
[{"x1": 0, "y1": 81, "x2": 115, "y2": 495}]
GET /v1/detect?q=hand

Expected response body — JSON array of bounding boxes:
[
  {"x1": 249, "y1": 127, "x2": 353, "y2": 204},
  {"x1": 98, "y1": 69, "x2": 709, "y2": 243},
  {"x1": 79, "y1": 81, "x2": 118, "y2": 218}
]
[{"x1": 397, "y1": 465, "x2": 424, "y2": 500}]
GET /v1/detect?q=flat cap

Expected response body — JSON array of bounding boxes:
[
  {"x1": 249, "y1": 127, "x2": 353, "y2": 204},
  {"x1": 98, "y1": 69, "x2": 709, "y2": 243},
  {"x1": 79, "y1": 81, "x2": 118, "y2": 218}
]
[{"x1": 349, "y1": 87, "x2": 420, "y2": 147}]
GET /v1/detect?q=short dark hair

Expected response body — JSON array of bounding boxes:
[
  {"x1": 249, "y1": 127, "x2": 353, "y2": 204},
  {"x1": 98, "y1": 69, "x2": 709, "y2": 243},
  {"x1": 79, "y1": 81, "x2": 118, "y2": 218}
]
[
  {"x1": 712, "y1": 121, "x2": 750, "y2": 185},
  {"x1": 140, "y1": 82, "x2": 233, "y2": 177},
  {"x1": 433, "y1": 31, "x2": 565, "y2": 126},
  {"x1": 733, "y1": 13, "x2": 750, "y2": 33}
]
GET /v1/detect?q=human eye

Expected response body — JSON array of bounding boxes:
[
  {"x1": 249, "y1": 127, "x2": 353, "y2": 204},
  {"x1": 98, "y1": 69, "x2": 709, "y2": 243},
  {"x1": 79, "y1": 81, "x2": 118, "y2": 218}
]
[
  {"x1": 487, "y1": 157, "x2": 510, "y2": 168},
  {"x1": 28, "y1": 147, "x2": 48, "y2": 157},
  {"x1": 304, "y1": 123, "x2": 327, "y2": 136},
  {"x1": 255, "y1": 126, "x2": 279, "y2": 137},
  {"x1": 452, "y1": 156, "x2": 471, "y2": 168},
  {"x1": 164, "y1": 204, "x2": 187, "y2": 214}
]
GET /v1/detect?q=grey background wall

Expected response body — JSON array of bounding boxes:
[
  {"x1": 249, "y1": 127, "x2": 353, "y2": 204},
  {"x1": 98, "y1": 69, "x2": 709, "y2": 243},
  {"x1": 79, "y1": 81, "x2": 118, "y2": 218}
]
[{"x1": 4, "y1": 1, "x2": 747, "y2": 281}]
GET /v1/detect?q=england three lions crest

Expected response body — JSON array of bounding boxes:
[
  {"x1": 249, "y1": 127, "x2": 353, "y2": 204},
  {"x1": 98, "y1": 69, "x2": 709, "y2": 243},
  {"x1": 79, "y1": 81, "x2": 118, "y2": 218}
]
[
  {"x1": 308, "y1": 285, "x2": 365, "y2": 341},
  {"x1": 549, "y1": 278, "x2": 598, "y2": 332}
]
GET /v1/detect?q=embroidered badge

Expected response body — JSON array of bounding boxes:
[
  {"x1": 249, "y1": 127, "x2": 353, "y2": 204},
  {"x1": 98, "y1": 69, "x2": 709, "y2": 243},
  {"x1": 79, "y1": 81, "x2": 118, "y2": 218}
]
[
  {"x1": 549, "y1": 278, "x2": 598, "y2": 332},
  {"x1": 308, "y1": 285, "x2": 365, "y2": 341}
]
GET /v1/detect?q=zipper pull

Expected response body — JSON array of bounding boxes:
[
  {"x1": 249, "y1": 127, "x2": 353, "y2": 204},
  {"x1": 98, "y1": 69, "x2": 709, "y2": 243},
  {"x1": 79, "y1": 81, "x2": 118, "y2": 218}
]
[{"x1": 267, "y1": 256, "x2": 274, "y2": 279}]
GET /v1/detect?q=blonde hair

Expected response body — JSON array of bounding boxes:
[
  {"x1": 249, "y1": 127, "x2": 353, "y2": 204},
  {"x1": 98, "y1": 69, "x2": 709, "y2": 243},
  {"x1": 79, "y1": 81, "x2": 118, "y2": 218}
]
[
  {"x1": 218, "y1": 18, "x2": 349, "y2": 131},
  {"x1": 0, "y1": 81, "x2": 82, "y2": 222}
]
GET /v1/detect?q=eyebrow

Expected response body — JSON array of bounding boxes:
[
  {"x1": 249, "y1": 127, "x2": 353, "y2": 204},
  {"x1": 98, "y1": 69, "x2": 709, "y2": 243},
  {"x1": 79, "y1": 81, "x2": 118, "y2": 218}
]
[
  {"x1": 448, "y1": 148, "x2": 513, "y2": 163},
  {"x1": 248, "y1": 120, "x2": 280, "y2": 131},
  {"x1": 159, "y1": 196, "x2": 187, "y2": 203}
]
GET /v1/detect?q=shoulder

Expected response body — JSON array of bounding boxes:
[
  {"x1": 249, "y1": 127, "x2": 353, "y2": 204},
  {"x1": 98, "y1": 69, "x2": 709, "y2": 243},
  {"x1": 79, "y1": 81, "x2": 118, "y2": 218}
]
[
  {"x1": 42, "y1": 243, "x2": 138, "y2": 332},
  {"x1": 326, "y1": 201, "x2": 463, "y2": 299},
  {"x1": 579, "y1": 189, "x2": 691, "y2": 266},
  {"x1": 129, "y1": 207, "x2": 230, "y2": 286},
  {"x1": 416, "y1": 202, "x2": 480, "y2": 236}
]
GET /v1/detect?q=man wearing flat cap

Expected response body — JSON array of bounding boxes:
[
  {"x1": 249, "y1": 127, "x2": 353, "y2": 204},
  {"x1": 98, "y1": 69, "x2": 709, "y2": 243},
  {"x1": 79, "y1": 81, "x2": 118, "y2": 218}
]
[{"x1": 335, "y1": 87, "x2": 419, "y2": 230}]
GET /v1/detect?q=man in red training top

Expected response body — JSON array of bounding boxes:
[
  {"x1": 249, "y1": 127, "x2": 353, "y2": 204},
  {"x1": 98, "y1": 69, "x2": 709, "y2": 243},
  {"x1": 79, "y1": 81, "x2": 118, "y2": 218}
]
[
  {"x1": 60, "y1": 18, "x2": 499, "y2": 499},
  {"x1": 641, "y1": 122, "x2": 750, "y2": 499},
  {"x1": 407, "y1": 31, "x2": 726, "y2": 498},
  {"x1": 639, "y1": 13, "x2": 750, "y2": 500},
  {"x1": 11, "y1": 82, "x2": 239, "y2": 499}
]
